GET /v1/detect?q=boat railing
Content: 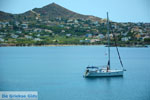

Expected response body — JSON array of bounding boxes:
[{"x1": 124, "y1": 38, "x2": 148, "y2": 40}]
[{"x1": 86, "y1": 65, "x2": 107, "y2": 69}]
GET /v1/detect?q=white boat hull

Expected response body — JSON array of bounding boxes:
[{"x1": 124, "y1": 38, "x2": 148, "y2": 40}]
[{"x1": 84, "y1": 70, "x2": 123, "y2": 77}]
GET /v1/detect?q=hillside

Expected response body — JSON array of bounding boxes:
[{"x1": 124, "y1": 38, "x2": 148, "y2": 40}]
[
  {"x1": 0, "y1": 3, "x2": 150, "y2": 46},
  {"x1": 0, "y1": 3, "x2": 102, "y2": 22},
  {"x1": 0, "y1": 11, "x2": 15, "y2": 21}
]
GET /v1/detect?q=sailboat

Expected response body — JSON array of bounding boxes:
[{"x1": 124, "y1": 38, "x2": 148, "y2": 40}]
[{"x1": 84, "y1": 12, "x2": 126, "y2": 77}]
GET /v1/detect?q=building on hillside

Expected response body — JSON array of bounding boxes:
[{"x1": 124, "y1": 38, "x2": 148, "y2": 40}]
[
  {"x1": 21, "y1": 24, "x2": 28, "y2": 29},
  {"x1": 25, "y1": 35, "x2": 33, "y2": 39},
  {"x1": 11, "y1": 34, "x2": 18, "y2": 39},
  {"x1": 34, "y1": 38, "x2": 41, "y2": 41},
  {"x1": 44, "y1": 29, "x2": 52, "y2": 33},
  {"x1": 90, "y1": 39, "x2": 101, "y2": 43},
  {"x1": 98, "y1": 34, "x2": 105, "y2": 39},
  {"x1": 121, "y1": 37, "x2": 129, "y2": 42},
  {"x1": 85, "y1": 34, "x2": 92, "y2": 37},
  {"x1": 0, "y1": 38, "x2": 4, "y2": 42},
  {"x1": 34, "y1": 28, "x2": 42, "y2": 32},
  {"x1": 135, "y1": 34, "x2": 141, "y2": 39},
  {"x1": 66, "y1": 34, "x2": 71, "y2": 37},
  {"x1": 142, "y1": 36, "x2": 150, "y2": 41},
  {"x1": 80, "y1": 39, "x2": 90, "y2": 43}
]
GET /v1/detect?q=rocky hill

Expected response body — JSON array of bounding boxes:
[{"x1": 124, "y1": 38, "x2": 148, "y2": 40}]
[
  {"x1": 0, "y1": 3, "x2": 102, "y2": 22},
  {"x1": 0, "y1": 11, "x2": 15, "y2": 21}
]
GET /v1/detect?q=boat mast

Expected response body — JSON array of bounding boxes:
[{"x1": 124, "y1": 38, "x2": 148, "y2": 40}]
[{"x1": 107, "y1": 12, "x2": 110, "y2": 69}]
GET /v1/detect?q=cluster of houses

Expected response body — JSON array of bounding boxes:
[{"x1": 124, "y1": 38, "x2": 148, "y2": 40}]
[{"x1": 0, "y1": 18, "x2": 150, "y2": 44}]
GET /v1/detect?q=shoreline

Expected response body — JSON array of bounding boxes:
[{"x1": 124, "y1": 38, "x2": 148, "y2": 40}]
[
  {"x1": 0, "y1": 44, "x2": 105, "y2": 47},
  {"x1": 0, "y1": 44, "x2": 149, "y2": 47}
]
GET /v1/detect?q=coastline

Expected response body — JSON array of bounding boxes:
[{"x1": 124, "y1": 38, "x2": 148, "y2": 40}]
[
  {"x1": 0, "y1": 44, "x2": 104, "y2": 47},
  {"x1": 0, "y1": 44, "x2": 149, "y2": 47}
]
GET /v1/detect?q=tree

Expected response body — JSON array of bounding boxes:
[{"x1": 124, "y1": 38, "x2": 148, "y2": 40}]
[{"x1": 144, "y1": 38, "x2": 150, "y2": 42}]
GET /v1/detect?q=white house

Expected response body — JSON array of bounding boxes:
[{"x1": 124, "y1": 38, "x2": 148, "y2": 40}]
[
  {"x1": 11, "y1": 34, "x2": 18, "y2": 39},
  {"x1": 34, "y1": 38, "x2": 41, "y2": 41},
  {"x1": 121, "y1": 37, "x2": 129, "y2": 42},
  {"x1": 21, "y1": 24, "x2": 28, "y2": 29},
  {"x1": 0, "y1": 38, "x2": 4, "y2": 42},
  {"x1": 98, "y1": 34, "x2": 105, "y2": 39},
  {"x1": 90, "y1": 39, "x2": 101, "y2": 43},
  {"x1": 25, "y1": 35, "x2": 32, "y2": 39},
  {"x1": 66, "y1": 34, "x2": 71, "y2": 37}
]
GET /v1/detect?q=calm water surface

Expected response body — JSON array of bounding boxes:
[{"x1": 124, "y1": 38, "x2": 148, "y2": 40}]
[{"x1": 0, "y1": 46, "x2": 150, "y2": 100}]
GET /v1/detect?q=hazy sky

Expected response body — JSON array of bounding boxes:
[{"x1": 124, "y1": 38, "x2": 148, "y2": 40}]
[{"x1": 0, "y1": 0, "x2": 150, "y2": 22}]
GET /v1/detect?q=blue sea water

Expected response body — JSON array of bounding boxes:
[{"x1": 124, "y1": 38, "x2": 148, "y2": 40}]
[{"x1": 0, "y1": 46, "x2": 150, "y2": 100}]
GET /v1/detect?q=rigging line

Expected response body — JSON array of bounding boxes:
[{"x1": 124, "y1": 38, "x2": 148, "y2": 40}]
[{"x1": 113, "y1": 33, "x2": 124, "y2": 68}]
